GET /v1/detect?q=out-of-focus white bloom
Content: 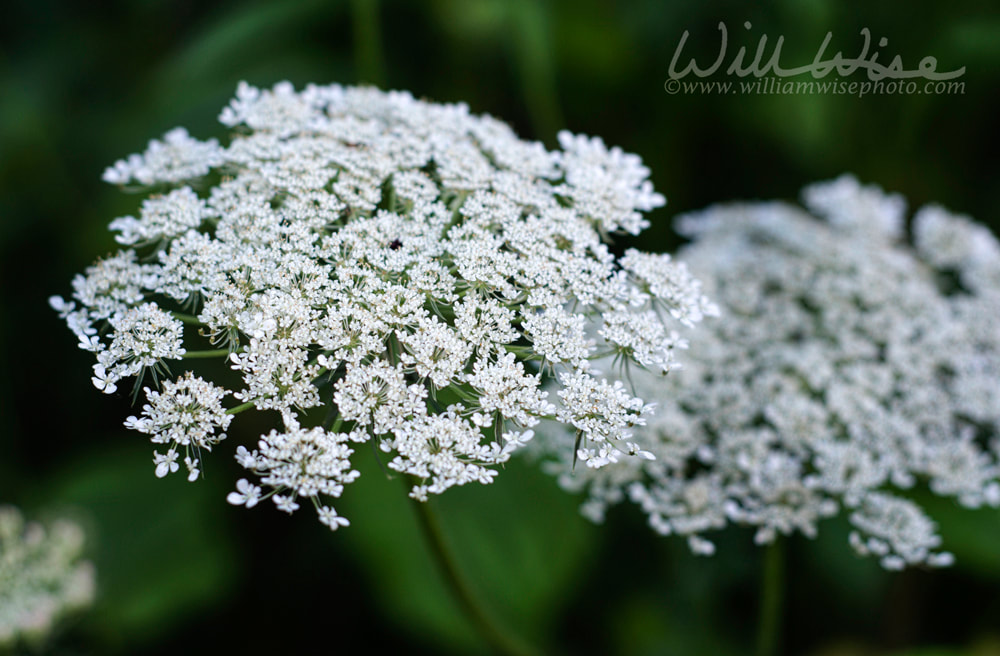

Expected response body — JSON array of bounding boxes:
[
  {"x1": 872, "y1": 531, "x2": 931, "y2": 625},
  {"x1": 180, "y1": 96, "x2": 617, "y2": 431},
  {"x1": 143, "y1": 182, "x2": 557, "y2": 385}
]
[
  {"x1": 53, "y1": 81, "x2": 713, "y2": 530},
  {"x1": 0, "y1": 506, "x2": 95, "y2": 648},
  {"x1": 535, "y1": 175, "x2": 1000, "y2": 569}
]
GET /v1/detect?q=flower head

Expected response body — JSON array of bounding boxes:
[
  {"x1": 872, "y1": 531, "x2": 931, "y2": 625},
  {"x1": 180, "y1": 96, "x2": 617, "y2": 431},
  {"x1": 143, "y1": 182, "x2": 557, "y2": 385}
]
[
  {"x1": 53, "y1": 81, "x2": 712, "y2": 530},
  {"x1": 536, "y1": 175, "x2": 1000, "y2": 569}
]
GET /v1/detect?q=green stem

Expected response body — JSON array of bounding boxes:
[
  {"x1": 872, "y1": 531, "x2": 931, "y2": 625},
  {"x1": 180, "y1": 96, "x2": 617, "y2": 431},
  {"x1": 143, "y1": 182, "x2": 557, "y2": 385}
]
[
  {"x1": 170, "y1": 311, "x2": 203, "y2": 325},
  {"x1": 507, "y1": 0, "x2": 563, "y2": 140},
  {"x1": 350, "y1": 0, "x2": 385, "y2": 86},
  {"x1": 226, "y1": 401, "x2": 256, "y2": 415},
  {"x1": 183, "y1": 349, "x2": 230, "y2": 359},
  {"x1": 756, "y1": 538, "x2": 785, "y2": 656},
  {"x1": 408, "y1": 491, "x2": 542, "y2": 656}
]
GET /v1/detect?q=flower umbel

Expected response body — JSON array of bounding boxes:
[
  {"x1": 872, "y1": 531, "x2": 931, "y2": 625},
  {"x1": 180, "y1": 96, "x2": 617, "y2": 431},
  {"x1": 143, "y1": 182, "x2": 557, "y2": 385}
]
[
  {"x1": 535, "y1": 175, "x2": 1000, "y2": 569},
  {"x1": 52, "y1": 81, "x2": 713, "y2": 530},
  {"x1": 0, "y1": 506, "x2": 96, "y2": 648}
]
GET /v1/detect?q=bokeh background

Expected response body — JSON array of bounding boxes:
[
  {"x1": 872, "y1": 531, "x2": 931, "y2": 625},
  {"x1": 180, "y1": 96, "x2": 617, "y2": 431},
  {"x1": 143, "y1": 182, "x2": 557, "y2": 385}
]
[{"x1": 2, "y1": 1, "x2": 999, "y2": 654}]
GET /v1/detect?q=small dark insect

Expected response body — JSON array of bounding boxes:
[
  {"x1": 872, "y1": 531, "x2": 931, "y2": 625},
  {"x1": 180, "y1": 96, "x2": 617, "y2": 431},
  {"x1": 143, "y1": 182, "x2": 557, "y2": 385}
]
[{"x1": 388, "y1": 238, "x2": 403, "y2": 250}]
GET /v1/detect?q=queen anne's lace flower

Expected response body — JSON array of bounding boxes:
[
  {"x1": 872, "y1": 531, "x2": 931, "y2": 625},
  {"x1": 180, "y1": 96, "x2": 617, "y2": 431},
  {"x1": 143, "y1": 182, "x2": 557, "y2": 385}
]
[
  {"x1": 536, "y1": 175, "x2": 1000, "y2": 569},
  {"x1": 0, "y1": 506, "x2": 95, "y2": 647},
  {"x1": 52, "y1": 81, "x2": 713, "y2": 530}
]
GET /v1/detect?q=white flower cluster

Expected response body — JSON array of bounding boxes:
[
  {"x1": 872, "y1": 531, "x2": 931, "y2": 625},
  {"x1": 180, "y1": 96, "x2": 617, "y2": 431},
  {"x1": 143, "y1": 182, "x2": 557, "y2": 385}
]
[
  {"x1": 536, "y1": 175, "x2": 1000, "y2": 569},
  {"x1": 52, "y1": 81, "x2": 713, "y2": 529},
  {"x1": 125, "y1": 372, "x2": 233, "y2": 481},
  {"x1": 0, "y1": 506, "x2": 95, "y2": 648},
  {"x1": 230, "y1": 425, "x2": 361, "y2": 528}
]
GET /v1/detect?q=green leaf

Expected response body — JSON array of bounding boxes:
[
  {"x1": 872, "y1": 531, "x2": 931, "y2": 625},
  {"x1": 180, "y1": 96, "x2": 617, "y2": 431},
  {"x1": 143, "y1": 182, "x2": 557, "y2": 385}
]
[{"x1": 916, "y1": 493, "x2": 1000, "y2": 580}]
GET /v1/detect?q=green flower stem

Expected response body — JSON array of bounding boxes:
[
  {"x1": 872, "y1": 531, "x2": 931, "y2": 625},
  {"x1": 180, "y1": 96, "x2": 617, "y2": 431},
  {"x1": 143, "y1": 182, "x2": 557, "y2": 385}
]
[
  {"x1": 507, "y1": 0, "x2": 563, "y2": 140},
  {"x1": 756, "y1": 538, "x2": 785, "y2": 656},
  {"x1": 408, "y1": 491, "x2": 542, "y2": 656},
  {"x1": 225, "y1": 401, "x2": 256, "y2": 415},
  {"x1": 349, "y1": 0, "x2": 385, "y2": 86},
  {"x1": 182, "y1": 349, "x2": 230, "y2": 359},
  {"x1": 170, "y1": 311, "x2": 203, "y2": 325}
]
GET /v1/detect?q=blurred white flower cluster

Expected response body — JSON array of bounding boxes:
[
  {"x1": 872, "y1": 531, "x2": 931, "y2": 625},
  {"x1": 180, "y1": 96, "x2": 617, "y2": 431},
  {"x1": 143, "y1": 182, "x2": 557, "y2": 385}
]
[
  {"x1": 0, "y1": 506, "x2": 95, "y2": 648},
  {"x1": 51, "y1": 81, "x2": 713, "y2": 529},
  {"x1": 536, "y1": 175, "x2": 1000, "y2": 569}
]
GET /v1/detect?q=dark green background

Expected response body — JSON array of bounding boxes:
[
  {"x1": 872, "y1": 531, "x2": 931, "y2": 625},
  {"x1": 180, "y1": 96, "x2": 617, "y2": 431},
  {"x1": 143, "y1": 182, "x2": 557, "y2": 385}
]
[{"x1": 2, "y1": 1, "x2": 999, "y2": 654}]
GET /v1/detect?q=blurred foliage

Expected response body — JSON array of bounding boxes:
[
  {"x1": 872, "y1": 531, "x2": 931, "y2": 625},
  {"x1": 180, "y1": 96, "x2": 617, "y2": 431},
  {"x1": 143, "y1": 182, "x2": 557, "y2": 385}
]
[
  {"x1": 335, "y1": 454, "x2": 600, "y2": 654},
  {"x1": 39, "y1": 446, "x2": 239, "y2": 649},
  {"x1": 1, "y1": 0, "x2": 998, "y2": 654}
]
